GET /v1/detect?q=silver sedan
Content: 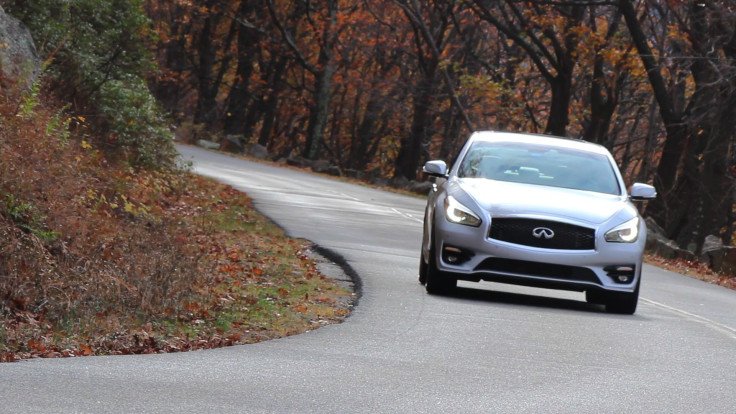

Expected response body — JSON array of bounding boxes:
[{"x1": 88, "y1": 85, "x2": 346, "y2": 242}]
[{"x1": 420, "y1": 131, "x2": 656, "y2": 314}]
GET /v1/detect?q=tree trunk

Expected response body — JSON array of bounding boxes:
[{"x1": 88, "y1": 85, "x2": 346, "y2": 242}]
[
  {"x1": 258, "y1": 57, "x2": 287, "y2": 147},
  {"x1": 304, "y1": 60, "x2": 335, "y2": 160},
  {"x1": 156, "y1": 23, "x2": 189, "y2": 118},
  {"x1": 394, "y1": 66, "x2": 437, "y2": 180},
  {"x1": 582, "y1": 11, "x2": 623, "y2": 148},
  {"x1": 545, "y1": 71, "x2": 573, "y2": 137},
  {"x1": 621, "y1": 0, "x2": 736, "y2": 252},
  {"x1": 676, "y1": 1, "x2": 736, "y2": 251},
  {"x1": 193, "y1": 0, "x2": 219, "y2": 127},
  {"x1": 303, "y1": 0, "x2": 338, "y2": 160},
  {"x1": 620, "y1": 0, "x2": 689, "y2": 236},
  {"x1": 351, "y1": 93, "x2": 381, "y2": 171},
  {"x1": 223, "y1": 1, "x2": 258, "y2": 136}
]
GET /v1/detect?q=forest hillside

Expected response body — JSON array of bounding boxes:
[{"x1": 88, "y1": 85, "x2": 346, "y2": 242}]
[
  {"x1": 0, "y1": 3, "x2": 352, "y2": 361},
  {"x1": 1, "y1": 0, "x2": 735, "y2": 359}
]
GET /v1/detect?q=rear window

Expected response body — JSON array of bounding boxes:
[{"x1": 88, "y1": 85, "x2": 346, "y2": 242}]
[{"x1": 457, "y1": 141, "x2": 621, "y2": 195}]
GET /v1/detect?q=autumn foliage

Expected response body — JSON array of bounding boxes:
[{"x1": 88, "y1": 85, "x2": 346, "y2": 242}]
[
  {"x1": 1, "y1": 0, "x2": 735, "y2": 361},
  {"x1": 140, "y1": 0, "x2": 735, "y2": 254},
  {"x1": 0, "y1": 88, "x2": 352, "y2": 361}
]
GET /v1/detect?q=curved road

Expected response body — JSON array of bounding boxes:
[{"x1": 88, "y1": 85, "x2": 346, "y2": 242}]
[{"x1": 3, "y1": 145, "x2": 736, "y2": 413}]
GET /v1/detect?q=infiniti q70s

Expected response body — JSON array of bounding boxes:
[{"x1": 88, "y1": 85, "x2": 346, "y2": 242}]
[{"x1": 419, "y1": 131, "x2": 656, "y2": 314}]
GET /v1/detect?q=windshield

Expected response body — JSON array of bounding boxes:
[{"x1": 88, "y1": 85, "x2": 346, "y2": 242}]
[{"x1": 457, "y1": 141, "x2": 621, "y2": 195}]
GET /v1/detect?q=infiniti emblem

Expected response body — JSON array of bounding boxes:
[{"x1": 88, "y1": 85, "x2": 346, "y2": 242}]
[{"x1": 532, "y1": 227, "x2": 555, "y2": 239}]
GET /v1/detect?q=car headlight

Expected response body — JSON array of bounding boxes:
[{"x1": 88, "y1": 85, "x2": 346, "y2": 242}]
[
  {"x1": 605, "y1": 217, "x2": 640, "y2": 243},
  {"x1": 444, "y1": 196, "x2": 481, "y2": 227}
]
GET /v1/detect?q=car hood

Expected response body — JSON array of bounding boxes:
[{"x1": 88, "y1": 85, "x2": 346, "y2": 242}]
[{"x1": 457, "y1": 178, "x2": 632, "y2": 226}]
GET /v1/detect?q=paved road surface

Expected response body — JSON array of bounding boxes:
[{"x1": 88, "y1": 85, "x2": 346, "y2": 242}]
[{"x1": 2, "y1": 145, "x2": 735, "y2": 413}]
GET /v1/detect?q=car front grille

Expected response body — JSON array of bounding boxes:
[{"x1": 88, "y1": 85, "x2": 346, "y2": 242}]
[
  {"x1": 489, "y1": 218, "x2": 595, "y2": 250},
  {"x1": 474, "y1": 258, "x2": 600, "y2": 284}
]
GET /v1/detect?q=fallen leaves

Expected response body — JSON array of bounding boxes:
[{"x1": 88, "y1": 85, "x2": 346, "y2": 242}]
[
  {"x1": 645, "y1": 253, "x2": 736, "y2": 290},
  {"x1": 1, "y1": 173, "x2": 354, "y2": 362}
]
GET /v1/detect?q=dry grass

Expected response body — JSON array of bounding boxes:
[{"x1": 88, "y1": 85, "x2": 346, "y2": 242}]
[{"x1": 0, "y1": 89, "x2": 353, "y2": 361}]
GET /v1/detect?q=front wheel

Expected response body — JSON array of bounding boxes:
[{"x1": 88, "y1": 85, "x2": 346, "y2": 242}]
[
  {"x1": 605, "y1": 280, "x2": 640, "y2": 314},
  {"x1": 585, "y1": 290, "x2": 606, "y2": 305},
  {"x1": 418, "y1": 254, "x2": 427, "y2": 285},
  {"x1": 425, "y1": 245, "x2": 456, "y2": 295}
]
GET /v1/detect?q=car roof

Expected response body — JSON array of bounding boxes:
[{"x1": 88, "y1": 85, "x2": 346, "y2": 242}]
[{"x1": 468, "y1": 131, "x2": 611, "y2": 156}]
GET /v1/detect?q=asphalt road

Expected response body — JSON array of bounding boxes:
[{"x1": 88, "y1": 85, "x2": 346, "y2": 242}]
[{"x1": 2, "y1": 144, "x2": 736, "y2": 413}]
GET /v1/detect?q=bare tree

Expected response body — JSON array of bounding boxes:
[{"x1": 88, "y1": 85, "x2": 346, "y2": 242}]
[
  {"x1": 620, "y1": 0, "x2": 736, "y2": 251},
  {"x1": 266, "y1": 0, "x2": 339, "y2": 160},
  {"x1": 467, "y1": 0, "x2": 586, "y2": 136}
]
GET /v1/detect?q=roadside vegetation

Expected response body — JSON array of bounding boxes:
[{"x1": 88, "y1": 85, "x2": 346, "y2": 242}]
[
  {"x1": 0, "y1": 91, "x2": 353, "y2": 362},
  {"x1": 0, "y1": 0, "x2": 349, "y2": 362}
]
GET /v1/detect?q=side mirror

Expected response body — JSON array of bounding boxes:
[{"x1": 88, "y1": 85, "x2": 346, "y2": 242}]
[
  {"x1": 423, "y1": 160, "x2": 448, "y2": 178},
  {"x1": 629, "y1": 183, "x2": 656, "y2": 201}
]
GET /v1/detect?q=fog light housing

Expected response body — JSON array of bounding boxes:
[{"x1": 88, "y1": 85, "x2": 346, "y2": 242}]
[
  {"x1": 604, "y1": 265, "x2": 635, "y2": 284},
  {"x1": 442, "y1": 245, "x2": 474, "y2": 266}
]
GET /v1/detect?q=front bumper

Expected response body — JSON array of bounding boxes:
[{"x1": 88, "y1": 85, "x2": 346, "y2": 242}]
[{"x1": 434, "y1": 216, "x2": 645, "y2": 294}]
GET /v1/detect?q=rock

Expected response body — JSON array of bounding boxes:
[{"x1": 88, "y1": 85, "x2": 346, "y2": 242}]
[
  {"x1": 645, "y1": 217, "x2": 666, "y2": 238},
  {"x1": 344, "y1": 169, "x2": 363, "y2": 179},
  {"x1": 697, "y1": 235, "x2": 736, "y2": 275},
  {"x1": 196, "y1": 139, "x2": 220, "y2": 150},
  {"x1": 721, "y1": 247, "x2": 736, "y2": 275},
  {"x1": 643, "y1": 224, "x2": 728, "y2": 271},
  {"x1": 246, "y1": 143, "x2": 269, "y2": 160},
  {"x1": 646, "y1": 233, "x2": 680, "y2": 259},
  {"x1": 675, "y1": 248, "x2": 697, "y2": 262},
  {"x1": 310, "y1": 160, "x2": 332, "y2": 173},
  {"x1": 371, "y1": 177, "x2": 389, "y2": 187},
  {"x1": 220, "y1": 135, "x2": 244, "y2": 153},
  {"x1": 700, "y1": 235, "x2": 725, "y2": 271},
  {"x1": 408, "y1": 180, "x2": 433, "y2": 195},
  {"x1": 0, "y1": 6, "x2": 41, "y2": 92},
  {"x1": 701, "y1": 235, "x2": 723, "y2": 253},
  {"x1": 645, "y1": 217, "x2": 679, "y2": 258},
  {"x1": 325, "y1": 166, "x2": 342, "y2": 177},
  {"x1": 286, "y1": 155, "x2": 310, "y2": 168},
  {"x1": 391, "y1": 175, "x2": 410, "y2": 189}
]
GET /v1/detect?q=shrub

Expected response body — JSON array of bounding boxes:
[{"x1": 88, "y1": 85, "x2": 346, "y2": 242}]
[
  {"x1": 3, "y1": 0, "x2": 175, "y2": 169},
  {"x1": 98, "y1": 75, "x2": 177, "y2": 168}
]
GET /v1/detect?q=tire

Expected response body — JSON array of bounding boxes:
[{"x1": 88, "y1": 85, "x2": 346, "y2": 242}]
[
  {"x1": 425, "y1": 244, "x2": 457, "y2": 295},
  {"x1": 418, "y1": 254, "x2": 427, "y2": 285},
  {"x1": 605, "y1": 279, "x2": 640, "y2": 315},
  {"x1": 585, "y1": 290, "x2": 606, "y2": 305},
  {"x1": 419, "y1": 211, "x2": 429, "y2": 285}
]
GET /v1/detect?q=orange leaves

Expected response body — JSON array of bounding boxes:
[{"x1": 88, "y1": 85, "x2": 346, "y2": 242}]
[
  {"x1": 218, "y1": 263, "x2": 242, "y2": 275},
  {"x1": 0, "y1": 352, "x2": 18, "y2": 363},
  {"x1": 78, "y1": 344, "x2": 94, "y2": 356},
  {"x1": 27, "y1": 338, "x2": 47, "y2": 354},
  {"x1": 214, "y1": 247, "x2": 269, "y2": 280},
  {"x1": 228, "y1": 249, "x2": 241, "y2": 262},
  {"x1": 2, "y1": 332, "x2": 97, "y2": 359},
  {"x1": 183, "y1": 301, "x2": 200, "y2": 313}
]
